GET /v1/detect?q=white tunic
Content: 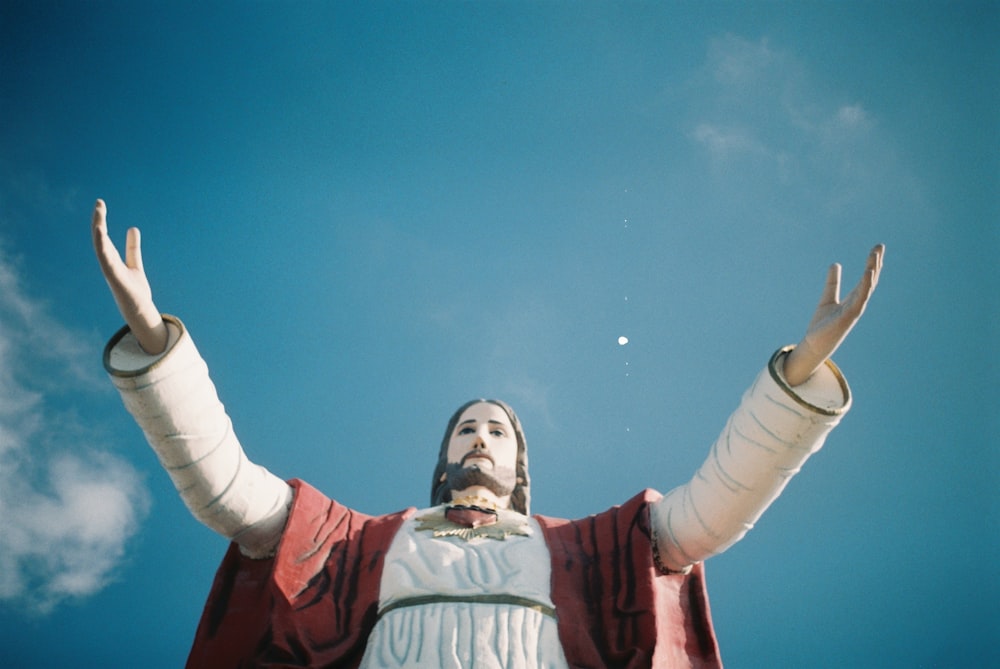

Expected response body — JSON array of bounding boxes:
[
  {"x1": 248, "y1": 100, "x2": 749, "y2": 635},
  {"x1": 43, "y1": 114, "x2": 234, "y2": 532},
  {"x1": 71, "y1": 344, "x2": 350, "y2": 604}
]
[{"x1": 359, "y1": 511, "x2": 568, "y2": 669}]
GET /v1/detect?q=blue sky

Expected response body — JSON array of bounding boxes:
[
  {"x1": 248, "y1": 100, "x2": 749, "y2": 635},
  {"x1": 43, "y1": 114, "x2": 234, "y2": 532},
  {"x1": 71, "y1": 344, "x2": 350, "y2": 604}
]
[{"x1": 0, "y1": 1, "x2": 996, "y2": 667}]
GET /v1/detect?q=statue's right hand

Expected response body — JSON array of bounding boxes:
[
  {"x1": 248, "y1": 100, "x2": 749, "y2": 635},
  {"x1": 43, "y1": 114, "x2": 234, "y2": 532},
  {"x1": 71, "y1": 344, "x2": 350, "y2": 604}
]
[{"x1": 92, "y1": 199, "x2": 168, "y2": 354}]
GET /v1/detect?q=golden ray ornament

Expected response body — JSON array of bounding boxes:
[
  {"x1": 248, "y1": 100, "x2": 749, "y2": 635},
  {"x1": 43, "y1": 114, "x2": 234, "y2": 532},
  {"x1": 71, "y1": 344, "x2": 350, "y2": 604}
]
[{"x1": 415, "y1": 502, "x2": 531, "y2": 542}]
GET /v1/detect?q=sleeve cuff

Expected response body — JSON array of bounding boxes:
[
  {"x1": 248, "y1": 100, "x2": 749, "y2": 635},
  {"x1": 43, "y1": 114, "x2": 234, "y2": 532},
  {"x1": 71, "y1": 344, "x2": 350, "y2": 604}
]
[
  {"x1": 103, "y1": 314, "x2": 184, "y2": 377},
  {"x1": 768, "y1": 345, "x2": 851, "y2": 416}
]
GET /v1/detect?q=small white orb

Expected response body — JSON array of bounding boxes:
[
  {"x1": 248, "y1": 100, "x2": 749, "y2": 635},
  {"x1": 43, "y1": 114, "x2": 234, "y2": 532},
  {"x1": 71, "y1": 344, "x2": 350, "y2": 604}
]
[{"x1": 618, "y1": 336, "x2": 629, "y2": 346}]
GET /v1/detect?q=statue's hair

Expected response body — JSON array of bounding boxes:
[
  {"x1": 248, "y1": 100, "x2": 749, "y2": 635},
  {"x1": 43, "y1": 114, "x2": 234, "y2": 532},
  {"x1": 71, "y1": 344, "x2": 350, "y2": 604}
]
[{"x1": 430, "y1": 399, "x2": 530, "y2": 515}]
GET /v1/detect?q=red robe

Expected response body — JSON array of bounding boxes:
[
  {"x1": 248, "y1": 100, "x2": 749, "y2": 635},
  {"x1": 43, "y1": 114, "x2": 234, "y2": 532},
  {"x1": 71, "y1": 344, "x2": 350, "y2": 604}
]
[{"x1": 186, "y1": 480, "x2": 722, "y2": 668}]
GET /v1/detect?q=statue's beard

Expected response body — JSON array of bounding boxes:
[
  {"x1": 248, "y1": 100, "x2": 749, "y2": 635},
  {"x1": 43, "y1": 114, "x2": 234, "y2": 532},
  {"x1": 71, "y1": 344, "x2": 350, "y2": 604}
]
[{"x1": 443, "y1": 462, "x2": 517, "y2": 501}]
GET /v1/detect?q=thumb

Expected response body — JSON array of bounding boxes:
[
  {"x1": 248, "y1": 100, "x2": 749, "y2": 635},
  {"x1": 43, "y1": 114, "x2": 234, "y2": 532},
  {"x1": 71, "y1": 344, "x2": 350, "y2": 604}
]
[
  {"x1": 125, "y1": 227, "x2": 144, "y2": 271},
  {"x1": 818, "y1": 263, "x2": 842, "y2": 307}
]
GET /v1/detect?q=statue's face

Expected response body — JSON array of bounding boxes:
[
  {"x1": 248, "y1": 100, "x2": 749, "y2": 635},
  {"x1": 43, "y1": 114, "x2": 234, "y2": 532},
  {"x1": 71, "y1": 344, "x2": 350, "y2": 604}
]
[{"x1": 446, "y1": 402, "x2": 519, "y2": 477}]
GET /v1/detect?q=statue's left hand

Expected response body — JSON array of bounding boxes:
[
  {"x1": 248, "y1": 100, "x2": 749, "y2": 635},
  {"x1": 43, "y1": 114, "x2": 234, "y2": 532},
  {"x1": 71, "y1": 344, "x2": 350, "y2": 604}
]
[
  {"x1": 92, "y1": 199, "x2": 168, "y2": 354},
  {"x1": 783, "y1": 244, "x2": 885, "y2": 386}
]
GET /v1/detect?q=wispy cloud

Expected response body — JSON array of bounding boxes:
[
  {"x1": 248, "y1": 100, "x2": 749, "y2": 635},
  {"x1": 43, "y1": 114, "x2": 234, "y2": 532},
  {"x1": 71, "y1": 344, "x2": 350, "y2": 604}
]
[
  {"x1": 0, "y1": 244, "x2": 149, "y2": 615},
  {"x1": 835, "y1": 104, "x2": 868, "y2": 128},
  {"x1": 675, "y1": 33, "x2": 929, "y2": 232},
  {"x1": 689, "y1": 35, "x2": 876, "y2": 179},
  {"x1": 692, "y1": 122, "x2": 768, "y2": 161}
]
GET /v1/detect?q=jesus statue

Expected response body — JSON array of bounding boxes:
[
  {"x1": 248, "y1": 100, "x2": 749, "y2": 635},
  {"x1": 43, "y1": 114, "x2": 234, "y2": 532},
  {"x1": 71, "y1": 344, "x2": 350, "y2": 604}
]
[{"x1": 92, "y1": 199, "x2": 883, "y2": 668}]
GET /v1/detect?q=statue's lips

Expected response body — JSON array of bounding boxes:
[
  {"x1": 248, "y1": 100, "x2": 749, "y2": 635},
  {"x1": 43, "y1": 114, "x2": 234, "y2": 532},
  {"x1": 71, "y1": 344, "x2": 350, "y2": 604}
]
[{"x1": 461, "y1": 452, "x2": 494, "y2": 467}]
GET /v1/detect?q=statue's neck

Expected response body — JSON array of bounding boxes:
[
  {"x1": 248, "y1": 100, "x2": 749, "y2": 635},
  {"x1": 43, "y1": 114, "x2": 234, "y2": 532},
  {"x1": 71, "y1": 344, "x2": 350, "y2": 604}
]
[{"x1": 448, "y1": 486, "x2": 510, "y2": 510}]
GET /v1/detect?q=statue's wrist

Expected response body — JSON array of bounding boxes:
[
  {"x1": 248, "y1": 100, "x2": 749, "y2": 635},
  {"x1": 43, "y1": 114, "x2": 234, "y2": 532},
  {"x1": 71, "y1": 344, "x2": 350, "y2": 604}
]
[
  {"x1": 124, "y1": 306, "x2": 167, "y2": 354},
  {"x1": 768, "y1": 346, "x2": 851, "y2": 416},
  {"x1": 784, "y1": 340, "x2": 821, "y2": 386}
]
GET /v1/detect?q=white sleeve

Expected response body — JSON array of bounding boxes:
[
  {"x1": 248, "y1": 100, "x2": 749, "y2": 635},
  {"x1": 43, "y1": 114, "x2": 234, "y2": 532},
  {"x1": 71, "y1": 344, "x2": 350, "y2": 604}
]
[
  {"x1": 105, "y1": 315, "x2": 292, "y2": 558},
  {"x1": 651, "y1": 346, "x2": 851, "y2": 573}
]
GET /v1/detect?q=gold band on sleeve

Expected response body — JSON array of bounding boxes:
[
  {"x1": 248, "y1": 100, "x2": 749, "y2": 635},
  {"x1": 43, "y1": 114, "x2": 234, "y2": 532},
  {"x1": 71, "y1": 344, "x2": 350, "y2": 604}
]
[
  {"x1": 103, "y1": 313, "x2": 184, "y2": 378},
  {"x1": 767, "y1": 345, "x2": 851, "y2": 417}
]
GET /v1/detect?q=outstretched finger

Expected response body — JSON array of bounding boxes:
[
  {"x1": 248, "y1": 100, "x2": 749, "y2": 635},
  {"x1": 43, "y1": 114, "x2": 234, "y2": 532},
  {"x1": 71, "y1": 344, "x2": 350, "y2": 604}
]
[
  {"x1": 847, "y1": 268, "x2": 876, "y2": 318},
  {"x1": 850, "y1": 245, "x2": 884, "y2": 305},
  {"x1": 92, "y1": 199, "x2": 106, "y2": 221},
  {"x1": 92, "y1": 199, "x2": 122, "y2": 271},
  {"x1": 92, "y1": 199, "x2": 108, "y2": 243},
  {"x1": 818, "y1": 262, "x2": 842, "y2": 307},
  {"x1": 867, "y1": 244, "x2": 885, "y2": 288},
  {"x1": 125, "y1": 227, "x2": 143, "y2": 271},
  {"x1": 843, "y1": 259, "x2": 880, "y2": 319}
]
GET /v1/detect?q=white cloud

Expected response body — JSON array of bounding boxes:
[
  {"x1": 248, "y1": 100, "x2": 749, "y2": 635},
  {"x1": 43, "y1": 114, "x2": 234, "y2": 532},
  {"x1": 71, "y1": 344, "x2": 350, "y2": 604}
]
[
  {"x1": 836, "y1": 104, "x2": 868, "y2": 128},
  {"x1": 708, "y1": 35, "x2": 777, "y2": 89},
  {"x1": 0, "y1": 246, "x2": 149, "y2": 615},
  {"x1": 689, "y1": 35, "x2": 877, "y2": 177},
  {"x1": 692, "y1": 122, "x2": 768, "y2": 160},
  {"x1": 674, "y1": 33, "x2": 922, "y2": 227},
  {"x1": 0, "y1": 257, "x2": 98, "y2": 387}
]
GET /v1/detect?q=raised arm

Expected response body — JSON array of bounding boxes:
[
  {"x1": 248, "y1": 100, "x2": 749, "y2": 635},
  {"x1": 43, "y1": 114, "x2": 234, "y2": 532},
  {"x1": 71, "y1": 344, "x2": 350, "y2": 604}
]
[
  {"x1": 94, "y1": 199, "x2": 292, "y2": 558},
  {"x1": 92, "y1": 199, "x2": 168, "y2": 354},
  {"x1": 652, "y1": 245, "x2": 885, "y2": 572}
]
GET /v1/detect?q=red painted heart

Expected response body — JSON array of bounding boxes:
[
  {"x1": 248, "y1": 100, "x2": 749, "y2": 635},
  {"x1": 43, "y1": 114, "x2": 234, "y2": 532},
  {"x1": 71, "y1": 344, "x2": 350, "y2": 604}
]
[{"x1": 445, "y1": 506, "x2": 498, "y2": 528}]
